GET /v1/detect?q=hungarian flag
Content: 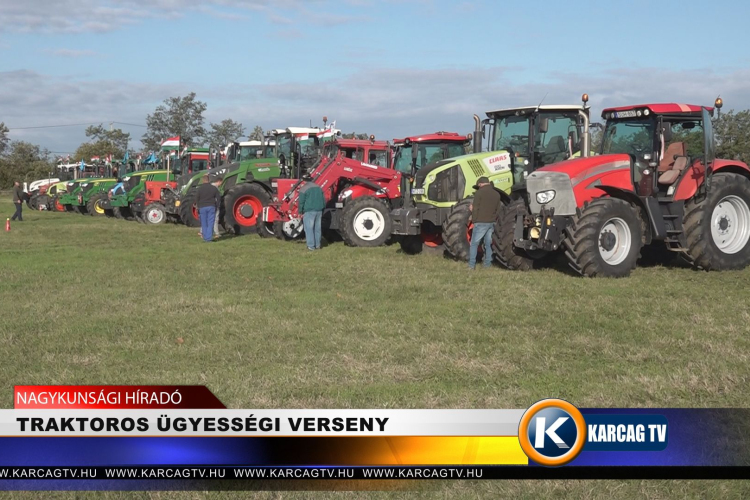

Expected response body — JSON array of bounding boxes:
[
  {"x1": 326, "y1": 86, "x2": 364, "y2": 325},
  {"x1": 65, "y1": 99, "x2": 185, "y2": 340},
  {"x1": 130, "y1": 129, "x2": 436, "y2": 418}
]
[
  {"x1": 161, "y1": 136, "x2": 180, "y2": 150},
  {"x1": 317, "y1": 126, "x2": 337, "y2": 139},
  {"x1": 91, "y1": 156, "x2": 100, "y2": 162}
]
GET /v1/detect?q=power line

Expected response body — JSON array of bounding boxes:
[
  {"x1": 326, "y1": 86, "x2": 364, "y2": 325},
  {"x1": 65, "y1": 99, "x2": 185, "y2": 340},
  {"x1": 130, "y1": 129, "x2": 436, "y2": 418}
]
[
  {"x1": 8, "y1": 122, "x2": 99, "y2": 130},
  {"x1": 8, "y1": 121, "x2": 147, "y2": 130}
]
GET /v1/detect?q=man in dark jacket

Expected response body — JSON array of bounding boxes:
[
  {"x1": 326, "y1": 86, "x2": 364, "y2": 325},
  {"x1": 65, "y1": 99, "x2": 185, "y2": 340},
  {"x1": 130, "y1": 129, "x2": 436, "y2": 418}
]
[
  {"x1": 11, "y1": 181, "x2": 24, "y2": 222},
  {"x1": 298, "y1": 176, "x2": 325, "y2": 250},
  {"x1": 195, "y1": 175, "x2": 221, "y2": 242},
  {"x1": 468, "y1": 176, "x2": 502, "y2": 269}
]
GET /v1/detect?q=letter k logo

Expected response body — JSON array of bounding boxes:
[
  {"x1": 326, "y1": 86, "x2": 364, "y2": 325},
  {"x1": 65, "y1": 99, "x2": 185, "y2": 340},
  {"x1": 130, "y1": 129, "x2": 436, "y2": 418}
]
[{"x1": 534, "y1": 416, "x2": 570, "y2": 449}]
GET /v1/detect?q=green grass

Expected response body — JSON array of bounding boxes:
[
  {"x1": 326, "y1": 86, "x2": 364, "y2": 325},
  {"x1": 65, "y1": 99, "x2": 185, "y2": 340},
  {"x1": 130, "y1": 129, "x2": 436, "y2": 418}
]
[{"x1": 1, "y1": 198, "x2": 749, "y2": 498}]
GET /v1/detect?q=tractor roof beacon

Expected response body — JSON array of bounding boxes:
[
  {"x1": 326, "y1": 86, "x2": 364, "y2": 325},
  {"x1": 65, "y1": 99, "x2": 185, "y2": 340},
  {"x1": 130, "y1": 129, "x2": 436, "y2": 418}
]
[
  {"x1": 391, "y1": 97, "x2": 591, "y2": 258},
  {"x1": 497, "y1": 97, "x2": 750, "y2": 277}
]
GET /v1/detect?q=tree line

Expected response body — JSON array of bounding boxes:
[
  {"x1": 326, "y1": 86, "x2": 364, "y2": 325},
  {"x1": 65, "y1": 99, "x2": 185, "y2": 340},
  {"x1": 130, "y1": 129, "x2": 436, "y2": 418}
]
[{"x1": 3, "y1": 95, "x2": 750, "y2": 189}]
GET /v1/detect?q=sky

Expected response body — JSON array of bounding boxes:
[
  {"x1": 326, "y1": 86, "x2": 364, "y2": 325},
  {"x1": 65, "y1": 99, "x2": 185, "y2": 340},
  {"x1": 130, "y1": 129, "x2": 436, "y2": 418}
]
[{"x1": 2, "y1": 0, "x2": 750, "y2": 155}]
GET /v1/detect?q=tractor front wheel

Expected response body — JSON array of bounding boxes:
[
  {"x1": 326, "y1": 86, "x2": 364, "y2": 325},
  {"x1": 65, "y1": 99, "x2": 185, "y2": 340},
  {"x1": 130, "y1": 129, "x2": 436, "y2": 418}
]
[
  {"x1": 52, "y1": 195, "x2": 65, "y2": 212},
  {"x1": 271, "y1": 219, "x2": 304, "y2": 241},
  {"x1": 492, "y1": 199, "x2": 547, "y2": 270},
  {"x1": 562, "y1": 197, "x2": 643, "y2": 277},
  {"x1": 178, "y1": 190, "x2": 201, "y2": 227},
  {"x1": 682, "y1": 172, "x2": 750, "y2": 270},
  {"x1": 442, "y1": 198, "x2": 475, "y2": 261},
  {"x1": 224, "y1": 183, "x2": 271, "y2": 235},
  {"x1": 87, "y1": 195, "x2": 106, "y2": 216},
  {"x1": 144, "y1": 203, "x2": 167, "y2": 224},
  {"x1": 339, "y1": 196, "x2": 392, "y2": 247}
]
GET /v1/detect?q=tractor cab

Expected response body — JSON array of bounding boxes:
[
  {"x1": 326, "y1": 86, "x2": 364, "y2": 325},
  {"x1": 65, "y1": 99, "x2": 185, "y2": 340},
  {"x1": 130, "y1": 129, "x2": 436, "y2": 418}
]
[
  {"x1": 483, "y1": 104, "x2": 591, "y2": 185},
  {"x1": 599, "y1": 104, "x2": 711, "y2": 198},
  {"x1": 323, "y1": 137, "x2": 391, "y2": 168},
  {"x1": 239, "y1": 139, "x2": 276, "y2": 162},
  {"x1": 392, "y1": 132, "x2": 470, "y2": 175},
  {"x1": 275, "y1": 127, "x2": 339, "y2": 178},
  {"x1": 179, "y1": 148, "x2": 211, "y2": 176}
]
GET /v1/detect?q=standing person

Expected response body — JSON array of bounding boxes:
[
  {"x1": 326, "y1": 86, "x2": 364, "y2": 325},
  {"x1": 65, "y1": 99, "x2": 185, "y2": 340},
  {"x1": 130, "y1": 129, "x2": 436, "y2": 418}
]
[
  {"x1": 195, "y1": 175, "x2": 221, "y2": 243},
  {"x1": 298, "y1": 176, "x2": 325, "y2": 251},
  {"x1": 468, "y1": 176, "x2": 502, "y2": 269},
  {"x1": 11, "y1": 181, "x2": 24, "y2": 222}
]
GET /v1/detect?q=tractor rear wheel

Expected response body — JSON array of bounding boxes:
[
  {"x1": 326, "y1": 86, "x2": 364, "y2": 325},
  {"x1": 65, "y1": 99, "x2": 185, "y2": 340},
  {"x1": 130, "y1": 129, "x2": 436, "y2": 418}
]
[
  {"x1": 87, "y1": 195, "x2": 106, "y2": 216},
  {"x1": 224, "y1": 183, "x2": 271, "y2": 235},
  {"x1": 682, "y1": 172, "x2": 750, "y2": 270},
  {"x1": 443, "y1": 198, "x2": 475, "y2": 261},
  {"x1": 492, "y1": 199, "x2": 546, "y2": 270},
  {"x1": 179, "y1": 190, "x2": 201, "y2": 227},
  {"x1": 562, "y1": 197, "x2": 643, "y2": 277},
  {"x1": 144, "y1": 203, "x2": 167, "y2": 225},
  {"x1": 339, "y1": 196, "x2": 392, "y2": 247}
]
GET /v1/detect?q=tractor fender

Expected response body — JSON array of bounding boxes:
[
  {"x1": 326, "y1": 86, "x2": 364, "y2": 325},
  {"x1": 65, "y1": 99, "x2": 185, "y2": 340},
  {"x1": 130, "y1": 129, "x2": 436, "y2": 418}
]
[
  {"x1": 594, "y1": 185, "x2": 659, "y2": 244},
  {"x1": 673, "y1": 160, "x2": 750, "y2": 201},
  {"x1": 338, "y1": 183, "x2": 387, "y2": 204}
]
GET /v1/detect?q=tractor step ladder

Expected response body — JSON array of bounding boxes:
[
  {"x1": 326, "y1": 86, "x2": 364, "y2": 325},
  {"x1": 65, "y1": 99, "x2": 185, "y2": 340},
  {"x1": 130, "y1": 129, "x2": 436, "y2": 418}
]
[{"x1": 660, "y1": 202, "x2": 688, "y2": 252}]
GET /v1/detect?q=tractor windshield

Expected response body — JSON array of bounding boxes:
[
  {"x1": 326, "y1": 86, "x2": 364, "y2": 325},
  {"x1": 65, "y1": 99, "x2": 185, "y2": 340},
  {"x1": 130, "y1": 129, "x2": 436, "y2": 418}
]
[
  {"x1": 393, "y1": 142, "x2": 466, "y2": 174},
  {"x1": 601, "y1": 118, "x2": 655, "y2": 157},
  {"x1": 240, "y1": 146, "x2": 263, "y2": 161},
  {"x1": 493, "y1": 115, "x2": 531, "y2": 156},
  {"x1": 277, "y1": 135, "x2": 292, "y2": 159}
]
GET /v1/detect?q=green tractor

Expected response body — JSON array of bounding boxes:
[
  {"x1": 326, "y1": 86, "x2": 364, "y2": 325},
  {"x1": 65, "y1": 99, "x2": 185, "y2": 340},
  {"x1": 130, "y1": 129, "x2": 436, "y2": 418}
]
[
  {"x1": 177, "y1": 126, "x2": 339, "y2": 235},
  {"x1": 100, "y1": 167, "x2": 177, "y2": 220},
  {"x1": 392, "y1": 97, "x2": 592, "y2": 258},
  {"x1": 76, "y1": 177, "x2": 119, "y2": 216}
]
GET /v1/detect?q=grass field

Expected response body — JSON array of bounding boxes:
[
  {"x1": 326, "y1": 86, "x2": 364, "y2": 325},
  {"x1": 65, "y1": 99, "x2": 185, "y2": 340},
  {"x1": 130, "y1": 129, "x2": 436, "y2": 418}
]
[{"x1": 1, "y1": 196, "x2": 749, "y2": 498}]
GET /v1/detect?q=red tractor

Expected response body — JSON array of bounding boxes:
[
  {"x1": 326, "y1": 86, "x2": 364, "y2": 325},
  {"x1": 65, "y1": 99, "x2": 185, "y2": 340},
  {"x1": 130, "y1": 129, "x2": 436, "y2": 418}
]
[
  {"x1": 260, "y1": 137, "x2": 401, "y2": 246},
  {"x1": 494, "y1": 98, "x2": 750, "y2": 277}
]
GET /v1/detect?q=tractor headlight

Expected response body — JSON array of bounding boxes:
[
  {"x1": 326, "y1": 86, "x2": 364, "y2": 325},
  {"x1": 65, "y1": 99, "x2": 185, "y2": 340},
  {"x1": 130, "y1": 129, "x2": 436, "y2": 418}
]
[
  {"x1": 536, "y1": 190, "x2": 556, "y2": 204},
  {"x1": 427, "y1": 174, "x2": 435, "y2": 183},
  {"x1": 123, "y1": 176, "x2": 130, "y2": 182},
  {"x1": 82, "y1": 183, "x2": 89, "y2": 187}
]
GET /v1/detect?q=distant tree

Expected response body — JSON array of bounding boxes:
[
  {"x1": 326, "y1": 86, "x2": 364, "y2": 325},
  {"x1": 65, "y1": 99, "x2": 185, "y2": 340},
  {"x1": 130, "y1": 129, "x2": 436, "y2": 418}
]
[
  {"x1": 206, "y1": 119, "x2": 245, "y2": 148},
  {"x1": 0, "y1": 141, "x2": 54, "y2": 188},
  {"x1": 142, "y1": 92, "x2": 207, "y2": 151},
  {"x1": 0, "y1": 122, "x2": 9, "y2": 156},
  {"x1": 342, "y1": 132, "x2": 369, "y2": 140},
  {"x1": 248, "y1": 125, "x2": 264, "y2": 141},
  {"x1": 714, "y1": 110, "x2": 750, "y2": 164},
  {"x1": 84, "y1": 124, "x2": 130, "y2": 156}
]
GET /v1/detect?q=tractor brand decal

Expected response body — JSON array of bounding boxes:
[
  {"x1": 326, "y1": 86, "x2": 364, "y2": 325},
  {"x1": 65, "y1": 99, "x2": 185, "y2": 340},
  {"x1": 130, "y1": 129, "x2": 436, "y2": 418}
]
[
  {"x1": 344, "y1": 167, "x2": 353, "y2": 172},
  {"x1": 483, "y1": 153, "x2": 511, "y2": 173},
  {"x1": 254, "y1": 163, "x2": 273, "y2": 167},
  {"x1": 361, "y1": 163, "x2": 379, "y2": 169},
  {"x1": 257, "y1": 168, "x2": 270, "y2": 172},
  {"x1": 614, "y1": 110, "x2": 638, "y2": 118}
]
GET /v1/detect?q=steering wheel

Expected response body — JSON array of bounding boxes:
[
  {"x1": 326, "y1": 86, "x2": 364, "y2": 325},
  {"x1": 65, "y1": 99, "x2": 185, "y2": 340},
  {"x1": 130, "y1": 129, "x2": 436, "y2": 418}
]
[{"x1": 630, "y1": 143, "x2": 647, "y2": 155}]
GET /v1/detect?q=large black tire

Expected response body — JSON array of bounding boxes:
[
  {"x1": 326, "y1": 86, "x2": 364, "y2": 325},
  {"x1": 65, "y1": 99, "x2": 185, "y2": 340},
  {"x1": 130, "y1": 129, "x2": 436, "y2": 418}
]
[
  {"x1": 52, "y1": 195, "x2": 65, "y2": 212},
  {"x1": 682, "y1": 172, "x2": 750, "y2": 270},
  {"x1": 339, "y1": 196, "x2": 392, "y2": 247},
  {"x1": 492, "y1": 199, "x2": 543, "y2": 271},
  {"x1": 442, "y1": 198, "x2": 474, "y2": 261},
  {"x1": 562, "y1": 197, "x2": 643, "y2": 278},
  {"x1": 223, "y1": 183, "x2": 271, "y2": 235},
  {"x1": 28, "y1": 195, "x2": 39, "y2": 211},
  {"x1": 87, "y1": 194, "x2": 105, "y2": 216},
  {"x1": 179, "y1": 189, "x2": 201, "y2": 227},
  {"x1": 64, "y1": 204, "x2": 75, "y2": 213},
  {"x1": 114, "y1": 206, "x2": 133, "y2": 220},
  {"x1": 143, "y1": 203, "x2": 167, "y2": 225},
  {"x1": 104, "y1": 208, "x2": 115, "y2": 218},
  {"x1": 270, "y1": 219, "x2": 304, "y2": 241},
  {"x1": 74, "y1": 205, "x2": 86, "y2": 215}
]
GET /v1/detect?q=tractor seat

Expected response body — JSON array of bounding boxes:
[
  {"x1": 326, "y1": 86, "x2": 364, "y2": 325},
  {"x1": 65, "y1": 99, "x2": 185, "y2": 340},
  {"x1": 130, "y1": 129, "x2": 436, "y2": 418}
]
[
  {"x1": 543, "y1": 136, "x2": 566, "y2": 163},
  {"x1": 657, "y1": 142, "x2": 687, "y2": 185},
  {"x1": 658, "y1": 157, "x2": 688, "y2": 185}
]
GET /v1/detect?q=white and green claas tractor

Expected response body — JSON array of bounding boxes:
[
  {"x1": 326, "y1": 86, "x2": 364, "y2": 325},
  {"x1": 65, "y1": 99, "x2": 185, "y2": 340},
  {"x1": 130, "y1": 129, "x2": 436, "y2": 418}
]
[{"x1": 392, "y1": 96, "x2": 592, "y2": 259}]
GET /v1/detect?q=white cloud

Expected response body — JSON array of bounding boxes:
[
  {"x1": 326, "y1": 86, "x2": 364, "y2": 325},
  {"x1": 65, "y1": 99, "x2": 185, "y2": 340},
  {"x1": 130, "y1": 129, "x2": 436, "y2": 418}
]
[
  {"x1": 4, "y1": 65, "x2": 750, "y2": 154},
  {"x1": 0, "y1": 0, "x2": 357, "y2": 33}
]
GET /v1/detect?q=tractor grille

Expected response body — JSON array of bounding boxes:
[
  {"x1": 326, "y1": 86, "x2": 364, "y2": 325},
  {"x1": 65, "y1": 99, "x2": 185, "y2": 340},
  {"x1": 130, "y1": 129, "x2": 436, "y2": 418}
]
[
  {"x1": 427, "y1": 165, "x2": 464, "y2": 203},
  {"x1": 468, "y1": 159, "x2": 484, "y2": 178}
]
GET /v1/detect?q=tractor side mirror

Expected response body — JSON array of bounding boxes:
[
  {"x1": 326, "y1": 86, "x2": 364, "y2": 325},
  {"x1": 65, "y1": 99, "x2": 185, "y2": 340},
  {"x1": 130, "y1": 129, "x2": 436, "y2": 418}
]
[
  {"x1": 661, "y1": 124, "x2": 673, "y2": 142},
  {"x1": 538, "y1": 117, "x2": 549, "y2": 134}
]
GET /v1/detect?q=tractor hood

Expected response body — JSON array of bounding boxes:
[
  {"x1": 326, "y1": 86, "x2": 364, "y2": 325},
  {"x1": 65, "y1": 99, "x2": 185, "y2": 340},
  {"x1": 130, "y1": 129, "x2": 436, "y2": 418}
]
[
  {"x1": 537, "y1": 154, "x2": 631, "y2": 185},
  {"x1": 415, "y1": 150, "x2": 511, "y2": 188}
]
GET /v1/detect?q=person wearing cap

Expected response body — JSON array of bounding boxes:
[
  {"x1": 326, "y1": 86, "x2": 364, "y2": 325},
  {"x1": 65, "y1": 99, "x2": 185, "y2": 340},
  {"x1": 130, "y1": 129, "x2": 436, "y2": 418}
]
[
  {"x1": 298, "y1": 176, "x2": 325, "y2": 250},
  {"x1": 195, "y1": 175, "x2": 221, "y2": 243},
  {"x1": 468, "y1": 176, "x2": 502, "y2": 269}
]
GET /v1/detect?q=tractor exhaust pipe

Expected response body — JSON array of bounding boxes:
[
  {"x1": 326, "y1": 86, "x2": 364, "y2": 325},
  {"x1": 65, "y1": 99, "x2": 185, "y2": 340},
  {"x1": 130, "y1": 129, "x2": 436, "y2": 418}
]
[{"x1": 473, "y1": 114, "x2": 482, "y2": 154}]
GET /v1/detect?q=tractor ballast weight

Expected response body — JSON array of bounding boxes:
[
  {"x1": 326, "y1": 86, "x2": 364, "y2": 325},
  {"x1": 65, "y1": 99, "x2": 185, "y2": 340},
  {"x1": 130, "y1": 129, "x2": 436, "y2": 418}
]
[
  {"x1": 495, "y1": 98, "x2": 750, "y2": 277},
  {"x1": 390, "y1": 102, "x2": 591, "y2": 259}
]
